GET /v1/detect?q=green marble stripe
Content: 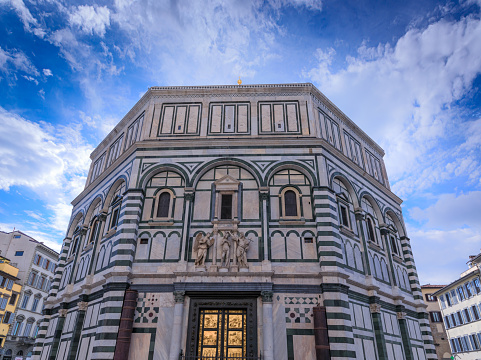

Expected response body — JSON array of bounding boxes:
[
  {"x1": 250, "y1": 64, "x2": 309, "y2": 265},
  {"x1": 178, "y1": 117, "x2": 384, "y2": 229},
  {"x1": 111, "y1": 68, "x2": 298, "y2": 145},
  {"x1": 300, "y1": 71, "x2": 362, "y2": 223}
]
[
  {"x1": 330, "y1": 350, "x2": 356, "y2": 358},
  {"x1": 326, "y1": 312, "x2": 351, "y2": 320},
  {"x1": 318, "y1": 251, "x2": 343, "y2": 258},
  {"x1": 328, "y1": 325, "x2": 353, "y2": 332},
  {"x1": 92, "y1": 345, "x2": 116, "y2": 353},
  {"x1": 324, "y1": 299, "x2": 350, "y2": 309},
  {"x1": 329, "y1": 337, "x2": 354, "y2": 344},
  {"x1": 99, "y1": 306, "x2": 122, "y2": 314},
  {"x1": 317, "y1": 240, "x2": 342, "y2": 249}
]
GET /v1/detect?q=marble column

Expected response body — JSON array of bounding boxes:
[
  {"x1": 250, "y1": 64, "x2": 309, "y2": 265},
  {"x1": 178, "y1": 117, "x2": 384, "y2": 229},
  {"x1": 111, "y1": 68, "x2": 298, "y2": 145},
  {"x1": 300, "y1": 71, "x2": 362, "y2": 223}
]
[
  {"x1": 48, "y1": 305, "x2": 68, "y2": 360},
  {"x1": 67, "y1": 299, "x2": 88, "y2": 360},
  {"x1": 397, "y1": 305, "x2": 414, "y2": 360},
  {"x1": 169, "y1": 291, "x2": 186, "y2": 360},
  {"x1": 354, "y1": 208, "x2": 372, "y2": 276},
  {"x1": 181, "y1": 191, "x2": 194, "y2": 262},
  {"x1": 260, "y1": 189, "x2": 269, "y2": 262},
  {"x1": 369, "y1": 296, "x2": 388, "y2": 360},
  {"x1": 261, "y1": 291, "x2": 274, "y2": 360}
]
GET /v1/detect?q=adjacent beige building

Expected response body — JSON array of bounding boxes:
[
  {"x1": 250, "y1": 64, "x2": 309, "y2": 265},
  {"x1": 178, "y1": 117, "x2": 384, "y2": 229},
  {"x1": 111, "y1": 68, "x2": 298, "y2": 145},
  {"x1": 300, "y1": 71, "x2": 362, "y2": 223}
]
[
  {"x1": 434, "y1": 253, "x2": 481, "y2": 359},
  {"x1": 421, "y1": 285, "x2": 452, "y2": 360}
]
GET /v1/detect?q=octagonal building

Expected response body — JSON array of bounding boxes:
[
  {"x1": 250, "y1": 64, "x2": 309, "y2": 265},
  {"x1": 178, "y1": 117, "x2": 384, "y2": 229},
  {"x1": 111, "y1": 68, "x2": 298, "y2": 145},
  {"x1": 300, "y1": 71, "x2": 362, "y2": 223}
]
[{"x1": 33, "y1": 83, "x2": 436, "y2": 360}]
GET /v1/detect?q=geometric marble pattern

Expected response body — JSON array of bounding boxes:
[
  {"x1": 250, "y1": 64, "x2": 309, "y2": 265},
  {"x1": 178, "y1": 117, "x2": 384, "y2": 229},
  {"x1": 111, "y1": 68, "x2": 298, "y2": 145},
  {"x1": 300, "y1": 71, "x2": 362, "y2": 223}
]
[
  {"x1": 284, "y1": 296, "x2": 319, "y2": 323},
  {"x1": 134, "y1": 292, "x2": 160, "y2": 324}
]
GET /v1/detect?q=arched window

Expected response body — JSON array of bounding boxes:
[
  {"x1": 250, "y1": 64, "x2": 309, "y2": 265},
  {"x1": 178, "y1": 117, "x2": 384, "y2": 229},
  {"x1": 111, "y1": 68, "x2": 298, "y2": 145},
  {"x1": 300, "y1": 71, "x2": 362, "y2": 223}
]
[
  {"x1": 157, "y1": 192, "x2": 171, "y2": 218},
  {"x1": 88, "y1": 219, "x2": 100, "y2": 245},
  {"x1": 280, "y1": 187, "x2": 301, "y2": 219},
  {"x1": 386, "y1": 213, "x2": 402, "y2": 257},
  {"x1": 366, "y1": 217, "x2": 376, "y2": 242},
  {"x1": 284, "y1": 190, "x2": 297, "y2": 217}
]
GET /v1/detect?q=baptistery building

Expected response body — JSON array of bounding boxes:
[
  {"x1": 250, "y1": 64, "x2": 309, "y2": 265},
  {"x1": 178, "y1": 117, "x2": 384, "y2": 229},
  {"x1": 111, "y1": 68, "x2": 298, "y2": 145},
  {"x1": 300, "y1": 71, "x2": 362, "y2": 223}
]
[{"x1": 33, "y1": 83, "x2": 435, "y2": 360}]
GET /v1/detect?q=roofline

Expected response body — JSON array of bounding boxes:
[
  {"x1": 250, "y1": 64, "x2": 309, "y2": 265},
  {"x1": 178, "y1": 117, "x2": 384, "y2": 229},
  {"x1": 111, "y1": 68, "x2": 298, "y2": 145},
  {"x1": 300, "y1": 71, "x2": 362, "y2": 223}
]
[
  {"x1": 2, "y1": 230, "x2": 60, "y2": 256},
  {"x1": 90, "y1": 82, "x2": 385, "y2": 159},
  {"x1": 433, "y1": 268, "x2": 480, "y2": 296}
]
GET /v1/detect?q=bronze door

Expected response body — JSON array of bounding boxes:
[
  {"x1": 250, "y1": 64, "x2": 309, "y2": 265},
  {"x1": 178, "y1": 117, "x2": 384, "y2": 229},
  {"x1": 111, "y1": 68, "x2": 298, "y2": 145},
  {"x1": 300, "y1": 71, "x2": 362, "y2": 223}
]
[{"x1": 197, "y1": 308, "x2": 246, "y2": 359}]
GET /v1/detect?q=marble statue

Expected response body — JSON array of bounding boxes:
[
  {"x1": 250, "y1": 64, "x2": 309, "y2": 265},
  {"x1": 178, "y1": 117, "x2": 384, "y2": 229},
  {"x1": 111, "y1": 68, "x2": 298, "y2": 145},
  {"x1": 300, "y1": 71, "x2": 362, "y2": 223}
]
[{"x1": 193, "y1": 232, "x2": 214, "y2": 266}]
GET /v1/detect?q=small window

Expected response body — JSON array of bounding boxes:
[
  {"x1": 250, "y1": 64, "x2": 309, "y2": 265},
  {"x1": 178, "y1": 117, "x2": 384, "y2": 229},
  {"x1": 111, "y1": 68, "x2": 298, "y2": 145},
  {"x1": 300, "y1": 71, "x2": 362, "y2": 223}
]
[
  {"x1": 339, "y1": 204, "x2": 349, "y2": 227},
  {"x1": 140, "y1": 238, "x2": 149, "y2": 245},
  {"x1": 464, "y1": 309, "x2": 471, "y2": 322},
  {"x1": 474, "y1": 278, "x2": 481, "y2": 294},
  {"x1": 89, "y1": 220, "x2": 100, "y2": 244},
  {"x1": 445, "y1": 292, "x2": 452, "y2": 306},
  {"x1": 9, "y1": 294, "x2": 17, "y2": 305},
  {"x1": 14, "y1": 251, "x2": 23, "y2": 256},
  {"x1": 3, "y1": 311, "x2": 12, "y2": 324},
  {"x1": 110, "y1": 207, "x2": 120, "y2": 229},
  {"x1": 466, "y1": 282, "x2": 473, "y2": 297},
  {"x1": 13, "y1": 235, "x2": 20, "y2": 238},
  {"x1": 304, "y1": 237, "x2": 313, "y2": 244},
  {"x1": 284, "y1": 190, "x2": 298, "y2": 217},
  {"x1": 220, "y1": 194, "x2": 233, "y2": 220},
  {"x1": 390, "y1": 236, "x2": 399, "y2": 255},
  {"x1": 425, "y1": 294, "x2": 437, "y2": 302},
  {"x1": 457, "y1": 286, "x2": 466, "y2": 301},
  {"x1": 157, "y1": 192, "x2": 171, "y2": 218},
  {"x1": 366, "y1": 217, "x2": 376, "y2": 242},
  {"x1": 430, "y1": 311, "x2": 442, "y2": 322},
  {"x1": 472, "y1": 305, "x2": 480, "y2": 320}
]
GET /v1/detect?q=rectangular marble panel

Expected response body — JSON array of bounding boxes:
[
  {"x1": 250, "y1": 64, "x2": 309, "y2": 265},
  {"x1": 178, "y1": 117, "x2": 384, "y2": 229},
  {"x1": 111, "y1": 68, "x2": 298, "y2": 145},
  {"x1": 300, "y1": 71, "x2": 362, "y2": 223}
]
[
  {"x1": 354, "y1": 304, "x2": 364, "y2": 328},
  {"x1": 142, "y1": 198, "x2": 153, "y2": 221},
  {"x1": 293, "y1": 334, "x2": 315, "y2": 360},
  {"x1": 150, "y1": 235, "x2": 166, "y2": 260},
  {"x1": 261, "y1": 104, "x2": 271, "y2": 132},
  {"x1": 84, "y1": 306, "x2": 93, "y2": 329},
  {"x1": 210, "y1": 105, "x2": 222, "y2": 133},
  {"x1": 193, "y1": 192, "x2": 211, "y2": 220},
  {"x1": 154, "y1": 303, "x2": 174, "y2": 360},
  {"x1": 273, "y1": 104, "x2": 285, "y2": 132},
  {"x1": 165, "y1": 233, "x2": 180, "y2": 260},
  {"x1": 302, "y1": 238, "x2": 316, "y2": 260},
  {"x1": 238, "y1": 104, "x2": 248, "y2": 132},
  {"x1": 416, "y1": 347, "x2": 426, "y2": 360},
  {"x1": 174, "y1": 106, "x2": 187, "y2": 133},
  {"x1": 271, "y1": 233, "x2": 285, "y2": 259},
  {"x1": 187, "y1": 105, "x2": 199, "y2": 133},
  {"x1": 302, "y1": 196, "x2": 312, "y2": 219},
  {"x1": 362, "y1": 306, "x2": 373, "y2": 330},
  {"x1": 354, "y1": 337, "x2": 364, "y2": 360},
  {"x1": 332, "y1": 121, "x2": 341, "y2": 150},
  {"x1": 286, "y1": 233, "x2": 301, "y2": 259},
  {"x1": 412, "y1": 349, "x2": 420, "y2": 360},
  {"x1": 241, "y1": 179, "x2": 257, "y2": 189},
  {"x1": 246, "y1": 233, "x2": 259, "y2": 259},
  {"x1": 161, "y1": 106, "x2": 174, "y2": 134},
  {"x1": 77, "y1": 336, "x2": 90, "y2": 360},
  {"x1": 393, "y1": 344, "x2": 404, "y2": 360},
  {"x1": 40, "y1": 345, "x2": 50, "y2": 360},
  {"x1": 391, "y1": 314, "x2": 400, "y2": 335},
  {"x1": 270, "y1": 197, "x2": 279, "y2": 219},
  {"x1": 242, "y1": 190, "x2": 259, "y2": 219},
  {"x1": 286, "y1": 103, "x2": 298, "y2": 132},
  {"x1": 363, "y1": 338, "x2": 376, "y2": 359},
  {"x1": 136, "y1": 239, "x2": 149, "y2": 260},
  {"x1": 224, "y1": 105, "x2": 235, "y2": 132},
  {"x1": 272, "y1": 298, "x2": 288, "y2": 360},
  {"x1": 150, "y1": 105, "x2": 162, "y2": 137},
  {"x1": 129, "y1": 333, "x2": 151, "y2": 360},
  {"x1": 383, "y1": 312, "x2": 393, "y2": 334},
  {"x1": 57, "y1": 339, "x2": 69, "y2": 360},
  {"x1": 90, "y1": 303, "x2": 100, "y2": 327},
  {"x1": 174, "y1": 197, "x2": 184, "y2": 220},
  {"x1": 150, "y1": 177, "x2": 166, "y2": 187},
  {"x1": 386, "y1": 343, "x2": 395, "y2": 360}
]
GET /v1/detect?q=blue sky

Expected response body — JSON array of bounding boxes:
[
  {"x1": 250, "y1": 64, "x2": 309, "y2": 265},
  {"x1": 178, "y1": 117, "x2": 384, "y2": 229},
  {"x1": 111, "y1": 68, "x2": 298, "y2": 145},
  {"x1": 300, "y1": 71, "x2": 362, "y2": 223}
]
[{"x1": 0, "y1": 0, "x2": 480, "y2": 285}]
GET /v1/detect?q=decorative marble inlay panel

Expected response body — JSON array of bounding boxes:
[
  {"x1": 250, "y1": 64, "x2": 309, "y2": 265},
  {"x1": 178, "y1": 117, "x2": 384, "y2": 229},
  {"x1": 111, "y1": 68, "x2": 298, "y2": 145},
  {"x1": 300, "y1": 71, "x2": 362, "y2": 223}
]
[
  {"x1": 135, "y1": 292, "x2": 160, "y2": 324},
  {"x1": 284, "y1": 296, "x2": 319, "y2": 324}
]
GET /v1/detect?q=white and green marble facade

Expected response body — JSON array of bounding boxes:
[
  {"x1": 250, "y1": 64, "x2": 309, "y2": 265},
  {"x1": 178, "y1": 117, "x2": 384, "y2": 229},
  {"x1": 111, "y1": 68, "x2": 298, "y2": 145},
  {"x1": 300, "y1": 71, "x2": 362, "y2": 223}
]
[{"x1": 33, "y1": 83, "x2": 435, "y2": 360}]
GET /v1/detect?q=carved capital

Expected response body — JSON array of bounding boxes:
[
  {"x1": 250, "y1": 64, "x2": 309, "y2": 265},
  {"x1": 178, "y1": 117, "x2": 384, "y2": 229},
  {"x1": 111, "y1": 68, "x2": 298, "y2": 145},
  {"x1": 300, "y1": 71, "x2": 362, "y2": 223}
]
[
  {"x1": 98, "y1": 212, "x2": 108, "y2": 222},
  {"x1": 261, "y1": 291, "x2": 273, "y2": 303},
  {"x1": 184, "y1": 192, "x2": 195, "y2": 201},
  {"x1": 173, "y1": 291, "x2": 185, "y2": 303},
  {"x1": 397, "y1": 312, "x2": 407, "y2": 320},
  {"x1": 77, "y1": 301, "x2": 89, "y2": 311},
  {"x1": 259, "y1": 192, "x2": 269, "y2": 201},
  {"x1": 380, "y1": 227, "x2": 389, "y2": 236},
  {"x1": 58, "y1": 309, "x2": 68, "y2": 318},
  {"x1": 354, "y1": 208, "x2": 365, "y2": 221},
  {"x1": 80, "y1": 226, "x2": 88, "y2": 236},
  {"x1": 370, "y1": 303, "x2": 381, "y2": 314}
]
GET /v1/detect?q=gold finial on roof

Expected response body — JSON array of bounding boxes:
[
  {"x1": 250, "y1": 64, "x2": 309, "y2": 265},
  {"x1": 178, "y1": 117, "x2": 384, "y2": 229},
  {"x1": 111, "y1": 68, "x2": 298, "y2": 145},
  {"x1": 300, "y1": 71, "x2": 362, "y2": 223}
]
[{"x1": 237, "y1": 76, "x2": 242, "y2": 85}]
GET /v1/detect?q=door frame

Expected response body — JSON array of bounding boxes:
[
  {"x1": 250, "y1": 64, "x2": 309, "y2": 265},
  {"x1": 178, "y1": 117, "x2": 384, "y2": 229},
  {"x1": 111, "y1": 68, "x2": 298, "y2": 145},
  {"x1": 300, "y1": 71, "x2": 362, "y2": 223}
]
[{"x1": 185, "y1": 296, "x2": 258, "y2": 358}]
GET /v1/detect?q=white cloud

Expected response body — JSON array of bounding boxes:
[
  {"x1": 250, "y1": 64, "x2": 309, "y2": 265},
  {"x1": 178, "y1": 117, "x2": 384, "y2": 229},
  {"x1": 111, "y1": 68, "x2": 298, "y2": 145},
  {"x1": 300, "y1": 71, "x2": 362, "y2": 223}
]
[
  {"x1": 69, "y1": 5, "x2": 111, "y2": 37},
  {"x1": 0, "y1": 0, "x2": 45, "y2": 37},
  {"x1": 0, "y1": 46, "x2": 39, "y2": 78},
  {"x1": 409, "y1": 191, "x2": 481, "y2": 230},
  {"x1": 0, "y1": 107, "x2": 92, "y2": 235},
  {"x1": 43, "y1": 68, "x2": 52, "y2": 76},
  {"x1": 305, "y1": 13, "x2": 481, "y2": 197}
]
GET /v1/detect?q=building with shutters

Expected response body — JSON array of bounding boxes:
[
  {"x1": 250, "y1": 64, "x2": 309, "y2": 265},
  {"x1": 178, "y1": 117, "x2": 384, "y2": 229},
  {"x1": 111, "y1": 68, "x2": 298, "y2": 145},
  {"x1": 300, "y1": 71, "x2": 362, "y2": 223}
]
[
  {"x1": 0, "y1": 231, "x2": 58, "y2": 360},
  {"x1": 33, "y1": 83, "x2": 435, "y2": 360},
  {"x1": 434, "y1": 253, "x2": 481, "y2": 359},
  {"x1": 421, "y1": 285, "x2": 451, "y2": 360},
  {"x1": 0, "y1": 255, "x2": 21, "y2": 352}
]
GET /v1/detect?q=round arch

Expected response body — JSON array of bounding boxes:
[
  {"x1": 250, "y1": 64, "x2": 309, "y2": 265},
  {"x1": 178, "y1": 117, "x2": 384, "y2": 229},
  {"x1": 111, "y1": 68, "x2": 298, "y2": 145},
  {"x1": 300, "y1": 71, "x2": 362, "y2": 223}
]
[
  {"x1": 191, "y1": 158, "x2": 261, "y2": 188},
  {"x1": 265, "y1": 162, "x2": 317, "y2": 188},
  {"x1": 358, "y1": 192, "x2": 383, "y2": 220},
  {"x1": 138, "y1": 164, "x2": 189, "y2": 190},
  {"x1": 102, "y1": 176, "x2": 128, "y2": 213},
  {"x1": 66, "y1": 211, "x2": 84, "y2": 239},
  {"x1": 384, "y1": 208, "x2": 406, "y2": 238},
  {"x1": 81, "y1": 195, "x2": 104, "y2": 228},
  {"x1": 329, "y1": 173, "x2": 360, "y2": 208}
]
